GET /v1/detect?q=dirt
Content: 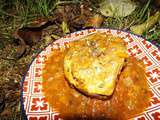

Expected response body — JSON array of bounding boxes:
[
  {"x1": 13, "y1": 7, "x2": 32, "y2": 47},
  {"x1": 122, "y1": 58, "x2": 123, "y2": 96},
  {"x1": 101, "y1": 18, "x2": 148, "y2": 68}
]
[{"x1": 0, "y1": 1, "x2": 159, "y2": 119}]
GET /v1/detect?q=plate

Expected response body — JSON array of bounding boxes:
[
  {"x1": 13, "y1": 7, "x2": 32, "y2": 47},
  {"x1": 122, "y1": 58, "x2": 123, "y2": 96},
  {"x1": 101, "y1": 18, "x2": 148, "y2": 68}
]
[{"x1": 21, "y1": 28, "x2": 160, "y2": 120}]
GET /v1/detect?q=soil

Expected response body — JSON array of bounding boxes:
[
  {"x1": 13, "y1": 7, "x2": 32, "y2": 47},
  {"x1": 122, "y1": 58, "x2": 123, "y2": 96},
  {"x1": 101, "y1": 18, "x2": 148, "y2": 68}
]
[{"x1": 0, "y1": 1, "x2": 159, "y2": 119}]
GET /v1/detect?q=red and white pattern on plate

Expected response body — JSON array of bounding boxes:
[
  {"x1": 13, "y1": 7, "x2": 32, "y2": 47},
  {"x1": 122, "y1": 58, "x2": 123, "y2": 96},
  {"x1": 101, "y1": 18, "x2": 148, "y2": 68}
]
[{"x1": 22, "y1": 29, "x2": 160, "y2": 120}]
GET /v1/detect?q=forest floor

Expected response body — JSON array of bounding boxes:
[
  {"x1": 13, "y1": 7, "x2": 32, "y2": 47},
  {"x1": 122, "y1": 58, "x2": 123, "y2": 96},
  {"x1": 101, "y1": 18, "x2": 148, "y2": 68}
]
[{"x1": 0, "y1": 0, "x2": 159, "y2": 119}]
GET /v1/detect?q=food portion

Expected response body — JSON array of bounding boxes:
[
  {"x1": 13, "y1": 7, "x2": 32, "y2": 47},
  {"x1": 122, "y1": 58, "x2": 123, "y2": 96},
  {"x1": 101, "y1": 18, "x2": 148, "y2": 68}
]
[
  {"x1": 64, "y1": 33, "x2": 128, "y2": 97},
  {"x1": 115, "y1": 57, "x2": 150, "y2": 118},
  {"x1": 42, "y1": 32, "x2": 151, "y2": 120}
]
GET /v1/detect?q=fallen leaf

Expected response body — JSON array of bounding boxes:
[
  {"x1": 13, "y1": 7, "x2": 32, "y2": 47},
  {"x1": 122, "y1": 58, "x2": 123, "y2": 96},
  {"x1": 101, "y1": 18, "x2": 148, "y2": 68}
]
[
  {"x1": 51, "y1": 34, "x2": 60, "y2": 40},
  {"x1": 15, "y1": 44, "x2": 26, "y2": 58},
  {"x1": 13, "y1": 31, "x2": 27, "y2": 58},
  {"x1": 130, "y1": 11, "x2": 160, "y2": 35},
  {"x1": 99, "y1": 0, "x2": 137, "y2": 17},
  {"x1": 0, "y1": 108, "x2": 12, "y2": 117},
  {"x1": 61, "y1": 21, "x2": 70, "y2": 34},
  {"x1": 16, "y1": 29, "x2": 42, "y2": 46},
  {"x1": 25, "y1": 17, "x2": 48, "y2": 28},
  {"x1": 85, "y1": 14, "x2": 104, "y2": 28}
]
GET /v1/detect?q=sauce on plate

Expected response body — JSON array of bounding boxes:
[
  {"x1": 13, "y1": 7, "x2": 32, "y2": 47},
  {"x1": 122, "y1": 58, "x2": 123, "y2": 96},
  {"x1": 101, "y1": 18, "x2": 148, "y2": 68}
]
[{"x1": 42, "y1": 47, "x2": 151, "y2": 120}]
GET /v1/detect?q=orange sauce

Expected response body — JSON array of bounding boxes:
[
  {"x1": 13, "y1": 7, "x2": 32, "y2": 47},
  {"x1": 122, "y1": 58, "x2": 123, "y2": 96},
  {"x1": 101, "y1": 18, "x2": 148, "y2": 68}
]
[{"x1": 42, "y1": 49, "x2": 151, "y2": 120}]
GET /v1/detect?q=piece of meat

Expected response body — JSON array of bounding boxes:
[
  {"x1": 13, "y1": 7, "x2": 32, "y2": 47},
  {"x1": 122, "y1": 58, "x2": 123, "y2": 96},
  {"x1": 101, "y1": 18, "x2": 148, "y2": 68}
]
[{"x1": 64, "y1": 33, "x2": 128, "y2": 98}]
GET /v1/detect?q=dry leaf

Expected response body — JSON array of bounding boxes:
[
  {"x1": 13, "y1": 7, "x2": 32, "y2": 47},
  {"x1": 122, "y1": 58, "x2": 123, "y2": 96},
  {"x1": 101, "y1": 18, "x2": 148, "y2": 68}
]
[
  {"x1": 130, "y1": 11, "x2": 160, "y2": 35},
  {"x1": 100, "y1": 0, "x2": 137, "y2": 17},
  {"x1": 61, "y1": 21, "x2": 70, "y2": 34},
  {"x1": 85, "y1": 14, "x2": 104, "y2": 28}
]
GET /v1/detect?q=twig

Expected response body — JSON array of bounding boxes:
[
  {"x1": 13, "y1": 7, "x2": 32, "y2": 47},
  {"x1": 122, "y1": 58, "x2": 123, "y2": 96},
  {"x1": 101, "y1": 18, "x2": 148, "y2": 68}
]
[
  {"x1": 0, "y1": 10, "x2": 19, "y2": 18},
  {"x1": 124, "y1": 20, "x2": 136, "y2": 30},
  {"x1": 56, "y1": 0, "x2": 81, "y2": 6},
  {"x1": 139, "y1": 0, "x2": 151, "y2": 22},
  {"x1": 0, "y1": 56, "x2": 16, "y2": 61}
]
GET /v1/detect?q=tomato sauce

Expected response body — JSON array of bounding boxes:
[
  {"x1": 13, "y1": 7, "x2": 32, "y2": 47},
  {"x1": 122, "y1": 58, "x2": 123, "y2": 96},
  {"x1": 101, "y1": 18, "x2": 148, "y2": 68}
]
[{"x1": 42, "y1": 49, "x2": 151, "y2": 120}]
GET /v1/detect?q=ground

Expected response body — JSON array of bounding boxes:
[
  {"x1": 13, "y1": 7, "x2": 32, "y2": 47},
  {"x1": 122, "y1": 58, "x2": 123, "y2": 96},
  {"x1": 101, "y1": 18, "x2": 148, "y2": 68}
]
[{"x1": 0, "y1": 0, "x2": 159, "y2": 119}]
